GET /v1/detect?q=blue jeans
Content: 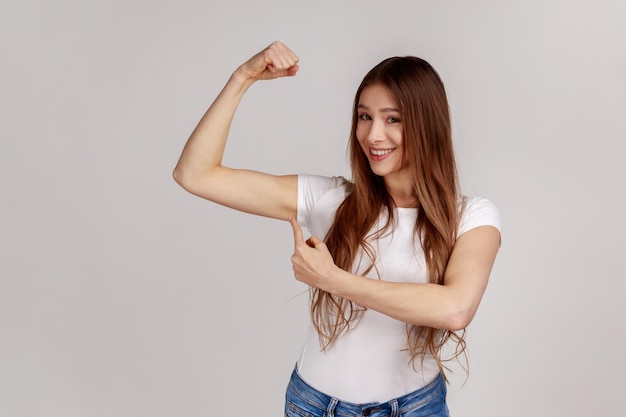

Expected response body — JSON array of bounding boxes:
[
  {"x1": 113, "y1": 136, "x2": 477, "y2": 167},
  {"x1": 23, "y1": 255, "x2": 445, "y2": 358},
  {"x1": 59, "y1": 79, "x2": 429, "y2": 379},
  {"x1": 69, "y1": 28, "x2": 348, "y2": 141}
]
[{"x1": 285, "y1": 366, "x2": 450, "y2": 417}]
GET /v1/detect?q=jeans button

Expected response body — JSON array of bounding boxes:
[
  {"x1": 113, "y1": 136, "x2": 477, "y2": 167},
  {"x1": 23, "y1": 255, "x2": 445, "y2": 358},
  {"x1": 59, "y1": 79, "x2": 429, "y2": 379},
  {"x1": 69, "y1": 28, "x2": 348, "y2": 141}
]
[{"x1": 363, "y1": 410, "x2": 371, "y2": 417}]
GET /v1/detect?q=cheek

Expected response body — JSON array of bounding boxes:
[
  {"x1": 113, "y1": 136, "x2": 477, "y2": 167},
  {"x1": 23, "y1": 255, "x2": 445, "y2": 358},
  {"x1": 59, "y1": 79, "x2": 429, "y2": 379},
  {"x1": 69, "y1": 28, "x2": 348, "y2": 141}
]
[
  {"x1": 390, "y1": 126, "x2": 403, "y2": 145},
  {"x1": 355, "y1": 124, "x2": 368, "y2": 145},
  {"x1": 356, "y1": 135, "x2": 368, "y2": 154}
]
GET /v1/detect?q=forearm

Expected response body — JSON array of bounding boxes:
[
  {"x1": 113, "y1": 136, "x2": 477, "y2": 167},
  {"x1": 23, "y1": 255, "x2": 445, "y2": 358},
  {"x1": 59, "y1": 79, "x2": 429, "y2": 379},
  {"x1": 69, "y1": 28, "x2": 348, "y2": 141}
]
[
  {"x1": 329, "y1": 269, "x2": 473, "y2": 331},
  {"x1": 290, "y1": 218, "x2": 482, "y2": 331},
  {"x1": 173, "y1": 69, "x2": 254, "y2": 185}
]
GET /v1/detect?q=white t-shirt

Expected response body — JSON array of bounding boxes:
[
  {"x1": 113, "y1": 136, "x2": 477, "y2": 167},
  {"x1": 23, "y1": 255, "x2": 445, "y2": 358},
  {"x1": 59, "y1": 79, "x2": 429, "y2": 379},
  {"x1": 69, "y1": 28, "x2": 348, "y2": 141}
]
[{"x1": 296, "y1": 174, "x2": 501, "y2": 403}]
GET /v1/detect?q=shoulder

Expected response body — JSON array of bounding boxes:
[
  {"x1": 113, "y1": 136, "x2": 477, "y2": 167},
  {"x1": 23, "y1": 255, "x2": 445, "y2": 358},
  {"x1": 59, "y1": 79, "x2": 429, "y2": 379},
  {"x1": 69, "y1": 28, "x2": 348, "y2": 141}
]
[
  {"x1": 458, "y1": 196, "x2": 501, "y2": 237},
  {"x1": 297, "y1": 175, "x2": 352, "y2": 231},
  {"x1": 298, "y1": 174, "x2": 352, "y2": 206},
  {"x1": 298, "y1": 174, "x2": 351, "y2": 192}
]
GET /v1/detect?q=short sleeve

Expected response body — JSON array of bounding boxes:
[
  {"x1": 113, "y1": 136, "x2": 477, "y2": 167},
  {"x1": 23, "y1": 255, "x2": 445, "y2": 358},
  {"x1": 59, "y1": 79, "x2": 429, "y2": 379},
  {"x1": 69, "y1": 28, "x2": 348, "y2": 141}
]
[
  {"x1": 458, "y1": 197, "x2": 501, "y2": 237},
  {"x1": 297, "y1": 174, "x2": 350, "y2": 235}
]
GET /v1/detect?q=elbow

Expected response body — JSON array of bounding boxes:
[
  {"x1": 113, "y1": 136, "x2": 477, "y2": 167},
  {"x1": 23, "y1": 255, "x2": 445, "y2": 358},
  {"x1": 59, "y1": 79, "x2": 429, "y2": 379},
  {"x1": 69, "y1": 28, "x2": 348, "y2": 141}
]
[
  {"x1": 172, "y1": 165, "x2": 187, "y2": 188},
  {"x1": 173, "y1": 164, "x2": 221, "y2": 198},
  {"x1": 172, "y1": 165, "x2": 200, "y2": 193},
  {"x1": 441, "y1": 305, "x2": 477, "y2": 332}
]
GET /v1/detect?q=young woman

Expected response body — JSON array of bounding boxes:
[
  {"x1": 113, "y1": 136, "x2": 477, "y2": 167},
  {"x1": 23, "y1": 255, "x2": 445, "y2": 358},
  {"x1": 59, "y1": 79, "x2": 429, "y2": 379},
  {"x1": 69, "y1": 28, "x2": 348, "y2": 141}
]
[{"x1": 174, "y1": 41, "x2": 501, "y2": 417}]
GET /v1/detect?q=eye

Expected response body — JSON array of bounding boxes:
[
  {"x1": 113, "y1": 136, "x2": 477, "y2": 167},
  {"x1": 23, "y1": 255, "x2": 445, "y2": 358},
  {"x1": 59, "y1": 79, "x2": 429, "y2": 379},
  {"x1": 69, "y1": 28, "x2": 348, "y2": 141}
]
[
  {"x1": 387, "y1": 116, "x2": 401, "y2": 123},
  {"x1": 358, "y1": 113, "x2": 371, "y2": 121}
]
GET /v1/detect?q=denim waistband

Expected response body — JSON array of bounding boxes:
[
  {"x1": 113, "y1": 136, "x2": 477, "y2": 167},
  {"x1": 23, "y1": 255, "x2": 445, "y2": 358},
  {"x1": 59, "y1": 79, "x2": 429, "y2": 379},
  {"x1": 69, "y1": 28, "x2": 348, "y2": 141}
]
[{"x1": 287, "y1": 366, "x2": 447, "y2": 417}]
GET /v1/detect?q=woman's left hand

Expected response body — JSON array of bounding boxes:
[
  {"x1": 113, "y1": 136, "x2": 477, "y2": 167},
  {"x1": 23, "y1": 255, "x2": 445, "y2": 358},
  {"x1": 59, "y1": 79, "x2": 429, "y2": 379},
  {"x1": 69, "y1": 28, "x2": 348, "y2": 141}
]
[{"x1": 289, "y1": 217, "x2": 339, "y2": 291}]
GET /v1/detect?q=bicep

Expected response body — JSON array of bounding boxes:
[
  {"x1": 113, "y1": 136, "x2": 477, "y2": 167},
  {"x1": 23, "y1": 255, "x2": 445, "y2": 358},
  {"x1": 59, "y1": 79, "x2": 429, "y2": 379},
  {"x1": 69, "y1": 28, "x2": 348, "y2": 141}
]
[
  {"x1": 443, "y1": 226, "x2": 501, "y2": 318},
  {"x1": 180, "y1": 166, "x2": 298, "y2": 220}
]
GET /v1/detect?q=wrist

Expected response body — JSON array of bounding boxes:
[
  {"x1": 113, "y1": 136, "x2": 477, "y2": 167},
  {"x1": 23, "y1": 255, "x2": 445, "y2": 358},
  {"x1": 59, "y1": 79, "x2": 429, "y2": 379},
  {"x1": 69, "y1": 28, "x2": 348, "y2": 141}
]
[
  {"x1": 231, "y1": 66, "x2": 256, "y2": 88},
  {"x1": 327, "y1": 267, "x2": 354, "y2": 297},
  {"x1": 220, "y1": 67, "x2": 255, "y2": 100}
]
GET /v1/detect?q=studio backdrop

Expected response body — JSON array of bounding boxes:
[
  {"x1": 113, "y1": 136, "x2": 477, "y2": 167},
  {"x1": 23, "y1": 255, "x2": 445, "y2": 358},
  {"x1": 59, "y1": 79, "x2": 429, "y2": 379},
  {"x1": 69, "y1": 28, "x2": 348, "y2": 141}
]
[{"x1": 1, "y1": 1, "x2": 624, "y2": 416}]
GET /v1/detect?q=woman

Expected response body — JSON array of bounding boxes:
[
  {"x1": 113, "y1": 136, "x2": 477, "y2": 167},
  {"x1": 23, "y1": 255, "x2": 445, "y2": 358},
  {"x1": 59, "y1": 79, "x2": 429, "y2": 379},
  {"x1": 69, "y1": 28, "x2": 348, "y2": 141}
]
[{"x1": 174, "y1": 41, "x2": 501, "y2": 417}]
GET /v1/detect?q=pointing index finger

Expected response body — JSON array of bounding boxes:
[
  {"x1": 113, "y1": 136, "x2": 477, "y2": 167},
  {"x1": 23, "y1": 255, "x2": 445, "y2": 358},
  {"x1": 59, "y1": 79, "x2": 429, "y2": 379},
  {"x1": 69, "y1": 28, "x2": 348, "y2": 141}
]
[{"x1": 289, "y1": 216, "x2": 305, "y2": 245}]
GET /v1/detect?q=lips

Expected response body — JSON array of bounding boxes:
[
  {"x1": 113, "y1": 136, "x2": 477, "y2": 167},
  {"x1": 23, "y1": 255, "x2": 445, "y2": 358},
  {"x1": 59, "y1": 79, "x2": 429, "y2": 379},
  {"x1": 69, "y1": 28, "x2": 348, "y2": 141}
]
[{"x1": 369, "y1": 148, "x2": 395, "y2": 161}]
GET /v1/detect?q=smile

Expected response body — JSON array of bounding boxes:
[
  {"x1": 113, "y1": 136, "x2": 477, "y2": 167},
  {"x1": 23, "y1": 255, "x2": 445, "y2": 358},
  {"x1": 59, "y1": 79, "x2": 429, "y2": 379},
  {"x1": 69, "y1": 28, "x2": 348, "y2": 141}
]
[
  {"x1": 371, "y1": 148, "x2": 394, "y2": 156},
  {"x1": 368, "y1": 148, "x2": 395, "y2": 162}
]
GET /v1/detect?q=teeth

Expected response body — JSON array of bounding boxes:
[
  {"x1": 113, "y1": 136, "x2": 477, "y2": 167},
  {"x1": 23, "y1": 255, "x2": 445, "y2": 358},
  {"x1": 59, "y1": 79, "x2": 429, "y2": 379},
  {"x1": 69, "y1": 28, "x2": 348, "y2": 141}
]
[{"x1": 371, "y1": 149, "x2": 394, "y2": 156}]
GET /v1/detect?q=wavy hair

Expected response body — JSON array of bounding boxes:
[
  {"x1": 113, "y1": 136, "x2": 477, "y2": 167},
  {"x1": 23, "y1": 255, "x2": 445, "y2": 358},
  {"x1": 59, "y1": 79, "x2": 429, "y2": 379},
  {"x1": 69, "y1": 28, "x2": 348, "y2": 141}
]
[{"x1": 310, "y1": 56, "x2": 466, "y2": 376}]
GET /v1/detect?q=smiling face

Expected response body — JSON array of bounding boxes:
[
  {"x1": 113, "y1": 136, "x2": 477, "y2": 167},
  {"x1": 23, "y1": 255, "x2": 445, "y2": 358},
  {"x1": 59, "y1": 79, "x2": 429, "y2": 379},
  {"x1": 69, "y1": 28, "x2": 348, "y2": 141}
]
[{"x1": 356, "y1": 83, "x2": 408, "y2": 183}]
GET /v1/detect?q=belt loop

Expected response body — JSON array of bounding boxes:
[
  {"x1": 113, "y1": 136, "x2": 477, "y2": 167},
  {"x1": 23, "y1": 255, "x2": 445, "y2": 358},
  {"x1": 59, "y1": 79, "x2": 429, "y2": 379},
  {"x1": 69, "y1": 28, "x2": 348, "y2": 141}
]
[
  {"x1": 390, "y1": 398, "x2": 399, "y2": 417},
  {"x1": 326, "y1": 397, "x2": 338, "y2": 417}
]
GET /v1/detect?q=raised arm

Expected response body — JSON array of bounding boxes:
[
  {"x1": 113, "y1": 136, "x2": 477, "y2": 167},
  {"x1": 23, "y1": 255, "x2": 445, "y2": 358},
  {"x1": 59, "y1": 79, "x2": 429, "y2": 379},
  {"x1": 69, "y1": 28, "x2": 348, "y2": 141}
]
[{"x1": 173, "y1": 41, "x2": 300, "y2": 220}]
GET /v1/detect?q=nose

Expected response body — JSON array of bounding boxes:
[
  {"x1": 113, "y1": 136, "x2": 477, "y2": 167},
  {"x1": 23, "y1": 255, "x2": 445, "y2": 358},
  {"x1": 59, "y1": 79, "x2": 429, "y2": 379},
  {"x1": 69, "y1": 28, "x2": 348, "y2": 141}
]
[{"x1": 366, "y1": 119, "x2": 385, "y2": 144}]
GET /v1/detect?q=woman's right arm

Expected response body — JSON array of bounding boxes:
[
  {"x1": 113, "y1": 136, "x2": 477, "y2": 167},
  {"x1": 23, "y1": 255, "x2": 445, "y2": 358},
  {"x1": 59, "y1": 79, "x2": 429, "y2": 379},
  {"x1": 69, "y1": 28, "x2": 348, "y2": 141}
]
[{"x1": 173, "y1": 41, "x2": 300, "y2": 220}]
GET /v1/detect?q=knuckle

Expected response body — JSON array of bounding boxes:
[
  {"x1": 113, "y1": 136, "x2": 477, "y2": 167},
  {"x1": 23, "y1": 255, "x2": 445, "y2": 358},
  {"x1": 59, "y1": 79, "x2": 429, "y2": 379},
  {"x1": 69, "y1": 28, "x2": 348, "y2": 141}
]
[{"x1": 269, "y1": 41, "x2": 282, "y2": 52}]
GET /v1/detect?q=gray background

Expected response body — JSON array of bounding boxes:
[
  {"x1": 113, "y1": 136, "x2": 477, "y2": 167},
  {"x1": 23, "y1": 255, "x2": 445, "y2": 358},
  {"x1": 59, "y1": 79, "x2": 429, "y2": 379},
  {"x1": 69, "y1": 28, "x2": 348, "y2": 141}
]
[{"x1": 1, "y1": 0, "x2": 624, "y2": 416}]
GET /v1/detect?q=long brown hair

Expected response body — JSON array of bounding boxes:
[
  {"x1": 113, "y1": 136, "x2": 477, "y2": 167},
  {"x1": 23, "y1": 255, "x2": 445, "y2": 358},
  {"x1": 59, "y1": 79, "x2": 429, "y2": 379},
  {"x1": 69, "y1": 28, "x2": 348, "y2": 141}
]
[{"x1": 310, "y1": 56, "x2": 465, "y2": 375}]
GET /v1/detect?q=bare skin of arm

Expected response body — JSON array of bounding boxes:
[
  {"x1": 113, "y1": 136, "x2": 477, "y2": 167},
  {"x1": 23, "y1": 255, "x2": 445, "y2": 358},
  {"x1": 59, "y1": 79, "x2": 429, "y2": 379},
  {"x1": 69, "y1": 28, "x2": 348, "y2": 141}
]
[
  {"x1": 174, "y1": 41, "x2": 500, "y2": 332},
  {"x1": 173, "y1": 41, "x2": 300, "y2": 220},
  {"x1": 290, "y1": 217, "x2": 501, "y2": 331}
]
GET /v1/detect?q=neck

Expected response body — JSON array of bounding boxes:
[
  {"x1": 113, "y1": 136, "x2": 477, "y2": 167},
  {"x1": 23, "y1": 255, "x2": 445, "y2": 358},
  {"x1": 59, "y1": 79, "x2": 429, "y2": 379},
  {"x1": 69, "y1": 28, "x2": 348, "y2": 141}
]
[
  {"x1": 384, "y1": 177, "x2": 418, "y2": 208},
  {"x1": 391, "y1": 194, "x2": 419, "y2": 208}
]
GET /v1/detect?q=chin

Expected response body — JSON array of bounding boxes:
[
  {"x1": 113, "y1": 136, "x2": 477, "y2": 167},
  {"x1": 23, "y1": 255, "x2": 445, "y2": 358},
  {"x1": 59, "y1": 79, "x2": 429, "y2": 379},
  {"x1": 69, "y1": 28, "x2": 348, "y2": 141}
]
[{"x1": 368, "y1": 163, "x2": 393, "y2": 178}]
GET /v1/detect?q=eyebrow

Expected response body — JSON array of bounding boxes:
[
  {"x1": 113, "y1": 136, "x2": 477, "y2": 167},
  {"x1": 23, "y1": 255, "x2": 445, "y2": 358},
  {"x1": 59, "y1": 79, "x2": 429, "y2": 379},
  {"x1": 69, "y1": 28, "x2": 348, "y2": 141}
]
[{"x1": 357, "y1": 104, "x2": 400, "y2": 113}]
